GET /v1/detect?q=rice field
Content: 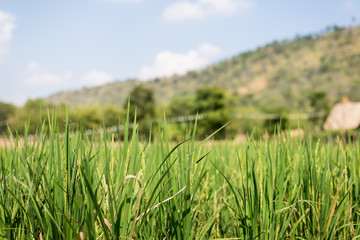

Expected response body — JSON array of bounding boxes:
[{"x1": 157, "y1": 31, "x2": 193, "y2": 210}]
[{"x1": 0, "y1": 114, "x2": 360, "y2": 239}]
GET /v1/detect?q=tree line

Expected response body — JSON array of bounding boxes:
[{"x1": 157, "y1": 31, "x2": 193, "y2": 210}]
[{"x1": 0, "y1": 85, "x2": 330, "y2": 139}]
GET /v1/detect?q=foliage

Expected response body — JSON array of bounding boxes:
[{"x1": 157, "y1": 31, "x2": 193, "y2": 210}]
[
  {"x1": 73, "y1": 104, "x2": 102, "y2": 129},
  {"x1": 194, "y1": 86, "x2": 226, "y2": 113},
  {"x1": 123, "y1": 85, "x2": 156, "y2": 122},
  {"x1": 167, "y1": 95, "x2": 195, "y2": 117},
  {"x1": 123, "y1": 85, "x2": 156, "y2": 136},
  {"x1": 10, "y1": 99, "x2": 67, "y2": 134},
  {"x1": 2, "y1": 100, "x2": 123, "y2": 136},
  {"x1": 0, "y1": 101, "x2": 16, "y2": 134},
  {"x1": 102, "y1": 104, "x2": 124, "y2": 127},
  {"x1": 309, "y1": 90, "x2": 330, "y2": 112},
  {"x1": 193, "y1": 87, "x2": 230, "y2": 139},
  {"x1": 308, "y1": 90, "x2": 331, "y2": 127},
  {"x1": 263, "y1": 106, "x2": 289, "y2": 133},
  {"x1": 0, "y1": 101, "x2": 15, "y2": 122}
]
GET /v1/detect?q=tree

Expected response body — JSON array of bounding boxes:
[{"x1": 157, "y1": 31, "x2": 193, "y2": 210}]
[
  {"x1": 308, "y1": 91, "x2": 330, "y2": 113},
  {"x1": 165, "y1": 96, "x2": 196, "y2": 140},
  {"x1": 102, "y1": 104, "x2": 123, "y2": 127},
  {"x1": 167, "y1": 95, "x2": 195, "y2": 117},
  {"x1": 15, "y1": 99, "x2": 49, "y2": 134},
  {"x1": 263, "y1": 106, "x2": 289, "y2": 134},
  {"x1": 308, "y1": 90, "x2": 330, "y2": 128},
  {"x1": 0, "y1": 101, "x2": 16, "y2": 134},
  {"x1": 0, "y1": 102, "x2": 15, "y2": 120},
  {"x1": 123, "y1": 86, "x2": 156, "y2": 136},
  {"x1": 13, "y1": 99, "x2": 69, "y2": 134},
  {"x1": 193, "y1": 87, "x2": 230, "y2": 139},
  {"x1": 73, "y1": 104, "x2": 102, "y2": 130},
  {"x1": 194, "y1": 87, "x2": 226, "y2": 113}
]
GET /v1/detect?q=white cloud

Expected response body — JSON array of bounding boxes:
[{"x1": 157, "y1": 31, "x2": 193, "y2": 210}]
[
  {"x1": 0, "y1": 10, "x2": 16, "y2": 60},
  {"x1": 163, "y1": 0, "x2": 252, "y2": 22},
  {"x1": 138, "y1": 43, "x2": 221, "y2": 80},
  {"x1": 80, "y1": 70, "x2": 113, "y2": 87},
  {"x1": 27, "y1": 61, "x2": 39, "y2": 71},
  {"x1": 4, "y1": 93, "x2": 32, "y2": 107},
  {"x1": 18, "y1": 63, "x2": 113, "y2": 105},
  {"x1": 25, "y1": 61, "x2": 72, "y2": 85},
  {"x1": 343, "y1": 0, "x2": 356, "y2": 10},
  {"x1": 25, "y1": 62, "x2": 112, "y2": 89},
  {"x1": 27, "y1": 73, "x2": 64, "y2": 85}
]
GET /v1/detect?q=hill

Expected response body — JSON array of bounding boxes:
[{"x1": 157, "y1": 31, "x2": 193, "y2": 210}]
[{"x1": 47, "y1": 26, "x2": 360, "y2": 111}]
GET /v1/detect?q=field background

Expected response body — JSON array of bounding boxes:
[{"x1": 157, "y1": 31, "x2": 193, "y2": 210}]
[
  {"x1": 1, "y1": 5, "x2": 360, "y2": 240},
  {"x1": 47, "y1": 26, "x2": 360, "y2": 110}
]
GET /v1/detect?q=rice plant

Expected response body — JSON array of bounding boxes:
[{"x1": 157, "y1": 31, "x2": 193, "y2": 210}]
[{"x1": 0, "y1": 112, "x2": 359, "y2": 239}]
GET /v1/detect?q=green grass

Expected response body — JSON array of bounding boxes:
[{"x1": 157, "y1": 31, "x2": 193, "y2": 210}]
[{"x1": 0, "y1": 114, "x2": 360, "y2": 239}]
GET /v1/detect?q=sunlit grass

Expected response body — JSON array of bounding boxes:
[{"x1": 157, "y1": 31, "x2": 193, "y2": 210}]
[{"x1": 0, "y1": 112, "x2": 359, "y2": 239}]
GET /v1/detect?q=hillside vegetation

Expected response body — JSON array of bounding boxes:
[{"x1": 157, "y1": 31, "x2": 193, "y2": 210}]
[{"x1": 47, "y1": 26, "x2": 360, "y2": 111}]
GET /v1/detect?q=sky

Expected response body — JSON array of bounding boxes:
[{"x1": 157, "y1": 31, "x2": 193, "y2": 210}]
[{"x1": 0, "y1": 0, "x2": 359, "y2": 106}]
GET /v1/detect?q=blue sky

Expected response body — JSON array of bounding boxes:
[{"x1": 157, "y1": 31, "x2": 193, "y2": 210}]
[{"x1": 0, "y1": 0, "x2": 358, "y2": 106}]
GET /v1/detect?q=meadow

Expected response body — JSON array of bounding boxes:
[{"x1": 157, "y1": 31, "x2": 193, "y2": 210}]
[{"x1": 0, "y1": 113, "x2": 360, "y2": 239}]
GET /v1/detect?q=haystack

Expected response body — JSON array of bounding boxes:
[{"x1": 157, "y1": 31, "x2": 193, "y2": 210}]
[{"x1": 323, "y1": 100, "x2": 360, "y2": 131}]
